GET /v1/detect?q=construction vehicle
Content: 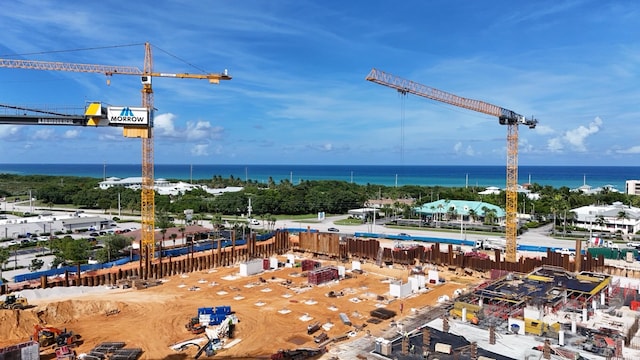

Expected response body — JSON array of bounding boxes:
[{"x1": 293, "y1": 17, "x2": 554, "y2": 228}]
[
  {"x1": 185, "y1": 317, "x2": 206, "y2": 335},
  {"x1": 1, "y1": 294, "x2": 29, "y2": 310},
  {"x1": 0, "y1": 43, "x2": 231, "y2": 277},
  {"x1": 33, "y1": 325, "x2": 81, "y2": 349},
  {"x1": 366, "y1": 68, "x2": 537, "y2": 263},
  {"x1": 475, "y1": 238, "x2": 507, "y2": 252}
]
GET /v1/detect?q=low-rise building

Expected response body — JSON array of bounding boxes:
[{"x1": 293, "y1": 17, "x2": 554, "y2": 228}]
[{"x1": 571, "y1": 202, "x2": 640, "y2": 235}]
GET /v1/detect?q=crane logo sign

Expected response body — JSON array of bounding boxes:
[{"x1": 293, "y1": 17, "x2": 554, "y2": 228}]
[{"x1": 107, "y1": 106, "x2": 149, "y2": 127}]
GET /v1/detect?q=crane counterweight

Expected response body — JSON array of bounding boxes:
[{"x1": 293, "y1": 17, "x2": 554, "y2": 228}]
[{"x1": 0, "y1": 42, "x2": 231, "y2": 277}]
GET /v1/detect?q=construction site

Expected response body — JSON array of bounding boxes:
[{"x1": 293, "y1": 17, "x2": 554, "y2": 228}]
[
  {"x1": 0, "y1": 42, "x2": 639, "y2": 360},
  {"x1": 0, "y1": 229, "x2": 640, "y2": 359}
]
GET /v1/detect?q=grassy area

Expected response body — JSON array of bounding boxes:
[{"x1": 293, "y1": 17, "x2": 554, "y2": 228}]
[{"x1": 334, "y1": 218, "x2": 364, "y2": 226}]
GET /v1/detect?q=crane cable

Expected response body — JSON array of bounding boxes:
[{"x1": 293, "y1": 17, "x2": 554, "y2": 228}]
[{"x1": 398, "y1": 90, "x2": 407, "y2": 165}]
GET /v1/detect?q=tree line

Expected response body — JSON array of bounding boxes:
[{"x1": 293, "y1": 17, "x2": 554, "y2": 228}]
[{"x1": 1, "y1": 173, "x2": 638, "y2": 221}]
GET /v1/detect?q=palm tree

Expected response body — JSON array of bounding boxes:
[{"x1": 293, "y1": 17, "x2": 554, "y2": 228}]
[
  {"x1": 0, "y1": 247, "x2": 10, "y2": 281},
  {"x1": 483, "y1": 208, "x2": 498, "y2": 225},
  {"x1": 550, "y1": 194, "x2": 567, "y2": 235},
  {"x1": 468, "y1": 209, "x2": 477, "y2": 223},
  {"x1": 159, "y1": 228, "x2": 166, "y2": 260},
  {"x1": 617, "y1": 210, "x2": 629, "y2": 236},
  {"x1": 170, "y1": 233, "x2": 177, "y2": 247},
  {"x1": 179, "y1": 226, "x2": 186, "y2": 246},
  {"x1": 447, "y1": 206, "x2": 457, "y2": 221},
  {"x1": 595, "y1": 215, "x2": 607, "y2": 232}
]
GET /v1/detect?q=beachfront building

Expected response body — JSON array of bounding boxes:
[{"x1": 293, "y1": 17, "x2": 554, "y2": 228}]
[
  {"x1": 625, "y1": 180, "x2": 640, "y2": 195},
  {"x1": 570, "y1": 175, "x2": 620, "y2": 195},
  {"x1": 98, "y1": 177, "x2": 244, "y2": 196},
  {"x1": 571, "y1": 202, "x2": 640, "y2": 236},
  {"x1": 413, "y1": 199, "x2": 505, "y2": 224},
  {"x1": 478, "y1": 185, "x2": 541, "y2": 200}
]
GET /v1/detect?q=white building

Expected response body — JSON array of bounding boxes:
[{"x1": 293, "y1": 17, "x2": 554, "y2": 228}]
[
  {"x1": 98, "y1": 177, "x2": 243, "y2": 196},
  {"x1": 478, "y1": 186, "x2": 540, "y2": 200},
  {"x1": 571, "y1": 202, "x2": 640, "y2": 236},
  {"x1": 626, "y1": 180, "x2": 640, "y2": 195},
  {"x1": 570, "y1": 176, "x2": 620, "y2": 195}
]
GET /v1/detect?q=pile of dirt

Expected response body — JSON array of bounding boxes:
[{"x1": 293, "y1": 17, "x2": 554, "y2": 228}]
[
  {"x1": 0, "y1": 300, "x2": 128, "y2": 345},
  {"x1": 38, "y1": 299, "x2": 127, "y2": 324},
  {"x1": 0, "y1": 309, "x2": 41, "y2": 342}
]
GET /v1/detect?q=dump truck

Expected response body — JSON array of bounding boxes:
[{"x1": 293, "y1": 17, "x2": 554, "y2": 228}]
[{"x1": 1, "y1": 294, "x2": 28, "y2": 310}]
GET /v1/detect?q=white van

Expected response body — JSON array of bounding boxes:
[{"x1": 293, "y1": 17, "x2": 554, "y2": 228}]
[{"x1": 249, "y1": 219, "x2": 260, "y2": 225}]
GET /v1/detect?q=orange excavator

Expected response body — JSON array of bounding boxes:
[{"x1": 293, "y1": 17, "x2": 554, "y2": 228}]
[{"x1": 33, "y1": 325, "x2": 81, "y2": 349}]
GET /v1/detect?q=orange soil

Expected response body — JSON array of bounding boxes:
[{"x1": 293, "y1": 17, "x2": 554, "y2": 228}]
[{"x1": 0, "y1": 257, "x2": 482, "y2": 359}]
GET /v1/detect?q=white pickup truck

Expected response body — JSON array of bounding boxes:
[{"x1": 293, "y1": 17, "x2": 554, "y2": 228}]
[{"x1": 555, "y1": 248, "x2": 575, "y2": 256}]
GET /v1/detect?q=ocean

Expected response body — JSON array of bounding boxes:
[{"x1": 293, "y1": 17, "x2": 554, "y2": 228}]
[{"x1": 0, "y1": 163, "x2": 638, "y2": 190}]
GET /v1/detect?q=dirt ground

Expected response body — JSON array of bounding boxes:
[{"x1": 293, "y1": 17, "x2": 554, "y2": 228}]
[{"x1": 0, "y1": 252, "x2": 484, "y2": 359}]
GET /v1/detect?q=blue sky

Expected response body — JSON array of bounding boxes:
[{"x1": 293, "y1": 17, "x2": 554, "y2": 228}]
[{"x1": 0, "y1": 1, "x2": 638, "y2": 166}]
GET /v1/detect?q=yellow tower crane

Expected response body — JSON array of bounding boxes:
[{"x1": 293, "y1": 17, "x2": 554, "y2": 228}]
[
  {"x1": 0, "y1": 43, "x2": 231, "y2": 276},
  {"x1": 366, "y1": 68, "x2": 537, "y2": 262}
]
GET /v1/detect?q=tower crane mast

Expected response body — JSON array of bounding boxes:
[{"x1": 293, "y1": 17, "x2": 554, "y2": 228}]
[
  {"x1": 0, "y1": 43, "x2": 231, "y2": 276},
  {"x1": 366, "y1": 68, "x2": 536, "y2": 262}
]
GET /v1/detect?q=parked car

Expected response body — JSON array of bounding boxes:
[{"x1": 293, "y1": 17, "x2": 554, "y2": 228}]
[
  {"x1": 555, "y1": 248, "x2": 575, "y2": 256},
  {"x1": 327, "y1": 227, "x2": 340, "y2": 232}
]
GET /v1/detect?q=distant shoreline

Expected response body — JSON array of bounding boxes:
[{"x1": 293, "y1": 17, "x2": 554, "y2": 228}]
[{"x1": 0, "y1": 163, "x2": 636, "y2": 189}]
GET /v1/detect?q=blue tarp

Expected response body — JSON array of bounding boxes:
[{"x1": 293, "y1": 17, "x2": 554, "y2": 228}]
[
  {"x1": 12, "y1": 231, "x2": 282, "y2": 283},
  {"x1": 354, "y1": 232, "x2": 477, "y2": 247},
  {"x1": 12, "y1": 228, "x2": 559, "y2": 283}
]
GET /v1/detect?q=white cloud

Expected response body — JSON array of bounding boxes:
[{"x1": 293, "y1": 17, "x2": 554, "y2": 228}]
[
  {"x1": 453, "y1": 142, "x2": 462, "y2": 153},
  {"x1": 63, "y1": 130, "x2": 79, "y2": 139},
  {"x1": 153, "y1": 113, "x2": 224, "y2": 142},
  {"x1": 547, "y1": 137, "x2": 563, "y2": 152},
  {"x1": 185, "y1": 121, "x2": 224, "y2": 141},
  {"x1": 534, "y1": 125, "x2": 554, "y2": 135},
  {"x1": 190, "y1": 144, "x2": 209, "y2": 156},
  {"x1": 33, "y1": 129, "x2": 53, "y2": 140},
  {"x1": 547, "y1": 117, "x2": 602, "y2": 152},
  {"x1": 153, "y1": 113, "x2": 177, "y2": 137},
  {"x1": 616, "y1": 146, "x2": 640, "y2": 154},
  {"x1": 453, "y1": 142, "x2": 475, "y2": 156},
  {"x1": 465, "y1": 145, "x2": 475, "y2": 156},
  {"x1": 0, "y1": 126, "x2": 21, "y2": 139}
]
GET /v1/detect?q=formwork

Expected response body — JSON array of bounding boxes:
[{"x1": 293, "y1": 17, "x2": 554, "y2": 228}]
[{"x1": 298, "y1": 231, "x2": 340, "y2": 256}]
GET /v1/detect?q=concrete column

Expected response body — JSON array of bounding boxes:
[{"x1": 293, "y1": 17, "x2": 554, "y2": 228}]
[
  {"x1": 601, "y1": 291, "x2": 605, "y2": 306},
  {"x1": 571, "y1": 319, "x2": 577, "y2": 334},
  {"x1": 559, "y1": 330, "x2": 565, "y2": 346},
  {"x1": 582, "y1": 307, "x2": 588, "y2": 322},
  {"x1": 462, "y1": 307, "x2": 467, "y2": 323}
]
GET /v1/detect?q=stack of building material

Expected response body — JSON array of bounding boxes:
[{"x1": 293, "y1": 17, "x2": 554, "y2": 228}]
[{"x1": 308, "y1": 267, "x2": 339, "y2": 285}]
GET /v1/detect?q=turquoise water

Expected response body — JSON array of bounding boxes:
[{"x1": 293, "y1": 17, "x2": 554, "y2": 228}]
[{"x1": 0, "y1": 163, "x2": 637, "y2": 189}]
